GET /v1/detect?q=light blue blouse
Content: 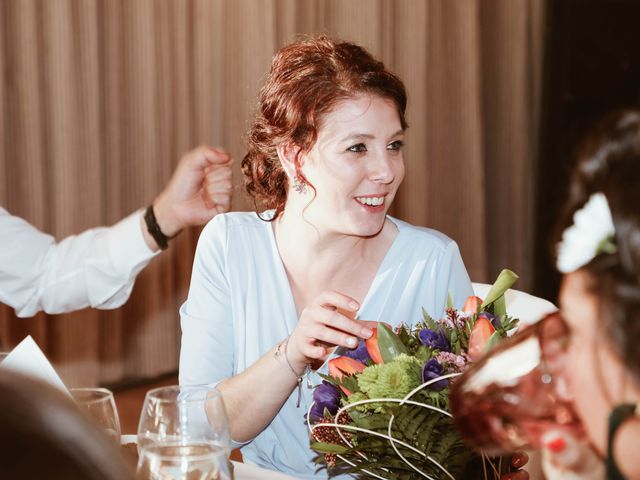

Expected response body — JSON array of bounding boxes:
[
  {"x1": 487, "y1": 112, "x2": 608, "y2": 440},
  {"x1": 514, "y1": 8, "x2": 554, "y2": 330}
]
[{"x1": 179, "y1": 212, "x2": 473, "y2": 479}]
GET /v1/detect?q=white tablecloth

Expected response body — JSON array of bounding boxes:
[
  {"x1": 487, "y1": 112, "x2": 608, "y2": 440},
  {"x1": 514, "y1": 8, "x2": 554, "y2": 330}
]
[{"x1": 232, "y1": 461, "x2": 298, "y2": 479}]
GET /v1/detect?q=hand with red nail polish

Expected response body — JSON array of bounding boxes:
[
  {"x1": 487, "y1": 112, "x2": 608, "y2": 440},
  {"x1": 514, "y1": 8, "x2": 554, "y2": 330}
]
[
  {"x1": 498, "y1": 452, "x2": 530, "y2": 480},
  {"x1": 541, "y1": 430, "x2": 604, "y2": 479}
]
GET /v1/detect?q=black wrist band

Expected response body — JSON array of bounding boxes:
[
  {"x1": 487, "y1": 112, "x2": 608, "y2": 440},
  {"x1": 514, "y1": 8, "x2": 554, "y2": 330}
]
[{"x1": 144, "y1": 205, "x2": 169, "y2": 250}]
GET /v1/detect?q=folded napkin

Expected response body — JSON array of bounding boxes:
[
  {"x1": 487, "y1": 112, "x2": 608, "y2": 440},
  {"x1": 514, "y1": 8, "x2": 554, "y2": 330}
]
[{"x1": 0, "y1": 335, "x2": 68, "y2": 393}]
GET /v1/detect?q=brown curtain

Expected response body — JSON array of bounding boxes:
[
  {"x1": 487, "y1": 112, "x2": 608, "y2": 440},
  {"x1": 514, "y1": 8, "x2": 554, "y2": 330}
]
[{"x1": 0, "y1": 0, "x2": 545, "y2": 386}]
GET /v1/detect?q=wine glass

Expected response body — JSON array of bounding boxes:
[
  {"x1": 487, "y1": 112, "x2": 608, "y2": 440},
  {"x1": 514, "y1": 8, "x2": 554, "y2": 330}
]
[
  {"x1": 136, "y1": 385, "x2": 232, "y2": 480},
  {"x1": 450, "y1": 312, "x2": 584, "y2": 455},
  {"x1": 70, "y1": 387, "x2": 122, "y2": 444}
]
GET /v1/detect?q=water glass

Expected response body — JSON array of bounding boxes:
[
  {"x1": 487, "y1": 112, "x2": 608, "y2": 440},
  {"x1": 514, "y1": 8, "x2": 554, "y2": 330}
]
[
  {"x1": 70, "y1": 387, "x2": 122, "y2": 444},
  {"x1": 136, "y1": 385, "x2": 232, "y2": 480},
  {"x1": 450, "y1": 312, "x2": 584, "y2": 455}
]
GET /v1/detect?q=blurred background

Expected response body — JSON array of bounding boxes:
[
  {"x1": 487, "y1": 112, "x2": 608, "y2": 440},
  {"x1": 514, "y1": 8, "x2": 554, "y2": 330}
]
[{"x1": 1, "y1": 0, "x2": 639, "y2": 388}]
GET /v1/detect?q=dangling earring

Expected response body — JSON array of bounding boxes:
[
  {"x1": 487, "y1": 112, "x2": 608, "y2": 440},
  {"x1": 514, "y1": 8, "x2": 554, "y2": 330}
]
[{"x1": 292, "y1": 175, "x2": 308, "y2": 194}]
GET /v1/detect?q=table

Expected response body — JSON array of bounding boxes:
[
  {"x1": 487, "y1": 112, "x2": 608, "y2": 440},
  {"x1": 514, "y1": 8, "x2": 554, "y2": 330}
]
[{"x1": 232, "y1": 461, "x2": 298, "y2": 479}]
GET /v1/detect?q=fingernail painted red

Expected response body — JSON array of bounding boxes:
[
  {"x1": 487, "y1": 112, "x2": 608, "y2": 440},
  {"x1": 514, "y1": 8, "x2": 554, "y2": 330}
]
[{"x1": 546, "y1": 436, "x2": 566, "y2": 453}]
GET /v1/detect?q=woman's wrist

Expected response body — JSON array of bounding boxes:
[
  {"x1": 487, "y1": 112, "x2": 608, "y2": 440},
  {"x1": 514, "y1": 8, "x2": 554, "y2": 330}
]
[{"x1": 275, "y1": 337, "x2": 308, "y2": 377}]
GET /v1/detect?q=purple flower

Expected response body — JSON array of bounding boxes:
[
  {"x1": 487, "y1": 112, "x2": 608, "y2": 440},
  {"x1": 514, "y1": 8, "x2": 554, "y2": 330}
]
[
  {"x1": 310, "y1": 381, "x2": 341, "y2": 422},
  {"x1": 478, "y1": 312, "x2": 501, "y2": 329},
  {"x1": 421, "y1": 358, "x2": 449, "y2": 391},
  {"x1": 344, "y1": 339, "x2": 372, "y2": 364},
  {"x1": 418, "y1": 329, "x2": 450, "y2": 352}
]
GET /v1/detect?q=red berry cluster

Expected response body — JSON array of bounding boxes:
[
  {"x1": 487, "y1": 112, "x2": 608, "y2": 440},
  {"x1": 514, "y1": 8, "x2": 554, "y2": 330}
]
[
  {"x1": 313, "y1": 410, "x2": 352, "y2": 468},
  {"x1": 313, "y1": 411, "x2": 351, "y2": 441}
]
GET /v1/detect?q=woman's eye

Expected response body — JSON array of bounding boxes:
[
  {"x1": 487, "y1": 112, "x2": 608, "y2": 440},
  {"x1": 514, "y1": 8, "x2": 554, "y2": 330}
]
[
  {"x1": 388, "y1": 140, "x2": 404, "y2": 151},
  {"x1": 347, "y1": 143, "x2": 367, "y2": 153}
]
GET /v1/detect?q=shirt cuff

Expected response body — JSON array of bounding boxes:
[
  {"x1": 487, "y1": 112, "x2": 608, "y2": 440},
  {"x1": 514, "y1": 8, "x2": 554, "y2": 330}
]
[{"x1": 105, "y1": 209, "x2": 160, "y2": 275}]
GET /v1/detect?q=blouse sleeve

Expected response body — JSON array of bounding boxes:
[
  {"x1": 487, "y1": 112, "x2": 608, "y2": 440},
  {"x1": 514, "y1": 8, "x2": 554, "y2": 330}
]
[{"x1": 179, "y1": 215, "x2": 234, "y2": 386}]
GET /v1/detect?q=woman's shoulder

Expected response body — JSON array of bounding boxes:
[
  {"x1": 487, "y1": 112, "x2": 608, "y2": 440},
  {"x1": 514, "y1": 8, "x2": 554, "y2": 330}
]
[
  {"x1": 390, "y1": 216, "x2": 458, "y2": 254},
  {"x1": 201, "y1": 211, "x2": 271, "y2": 236}
]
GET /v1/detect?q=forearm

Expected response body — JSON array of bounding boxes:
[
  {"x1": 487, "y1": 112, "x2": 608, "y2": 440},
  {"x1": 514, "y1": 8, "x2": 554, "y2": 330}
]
[
  {"x1": 217, "y1": 341, "x2": 302, "y2": 443},
  {"x1": 26, "y1": 211, "x2": 155, "y2": 316}
]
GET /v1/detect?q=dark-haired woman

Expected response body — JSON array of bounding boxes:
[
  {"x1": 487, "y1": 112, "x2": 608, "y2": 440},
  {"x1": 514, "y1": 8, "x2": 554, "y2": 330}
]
[
  {"x1": 179, "y1": 37, "x2": 472, "y2": 478},
  {"x1": 0, "y1": 370, "x2": 134, "y2": 479},
  {"x1": 541, "y1": 110, "x2": 640, "y2": 479}
]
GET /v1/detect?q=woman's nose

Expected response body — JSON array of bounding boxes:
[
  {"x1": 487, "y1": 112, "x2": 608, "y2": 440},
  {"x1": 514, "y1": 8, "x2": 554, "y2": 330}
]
[{"x1": 369, "y1": 152, "x2": 395, "y2": 184}]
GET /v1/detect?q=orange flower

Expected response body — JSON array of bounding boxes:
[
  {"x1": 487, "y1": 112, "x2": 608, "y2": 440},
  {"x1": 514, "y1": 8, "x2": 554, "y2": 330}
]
[
  {"x1": 365, "y1": 327, "x2": 384, "y2": 365},
  {"x1": 468, "y1": 316, "x2": 496, "y2": 360},
  {"x1": 463, "y1": 295, "x2": 483, "y2": 315},
  {"x1": 328, "y1": 356, "x2": 366, "y2": 395}
]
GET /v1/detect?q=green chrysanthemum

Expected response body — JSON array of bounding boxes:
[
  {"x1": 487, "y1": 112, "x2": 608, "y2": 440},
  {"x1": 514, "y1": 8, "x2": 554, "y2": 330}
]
[
  {"x1": 393, "y1": 353, "x2": 423, "y2": 369},
  {"x1": 359, "y1": 358, "x2": 421, "y2": 399},
  {"x1": 357, "y1": 364, "x2": 381, "y2": 394}
]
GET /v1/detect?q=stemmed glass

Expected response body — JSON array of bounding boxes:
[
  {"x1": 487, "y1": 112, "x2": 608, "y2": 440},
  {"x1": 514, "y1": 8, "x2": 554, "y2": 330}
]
[
  {"x1": 70, "y1": 387, "x2": 122, "y2": 444},
  {"x1": 450, "y1": 312, "x2": 584, "y2": 455},
  {"x1": 136, "y1": 385, "x2": 232, "y2": 480}
]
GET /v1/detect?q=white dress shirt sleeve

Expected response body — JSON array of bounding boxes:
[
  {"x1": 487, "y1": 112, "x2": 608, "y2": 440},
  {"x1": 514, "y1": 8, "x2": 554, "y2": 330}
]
[{"x1": 0, "y1": 207, "x2": 158, "y2": 317}]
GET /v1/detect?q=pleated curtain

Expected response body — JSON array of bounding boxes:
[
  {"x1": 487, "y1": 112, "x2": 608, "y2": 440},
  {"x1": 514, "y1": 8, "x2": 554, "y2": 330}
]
[{"x1": 0, "y1": 0, "x2": 545, "y2": 386}]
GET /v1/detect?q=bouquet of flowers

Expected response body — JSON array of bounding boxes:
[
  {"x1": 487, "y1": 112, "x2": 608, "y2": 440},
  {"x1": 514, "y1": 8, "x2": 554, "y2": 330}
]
[{"x1": 308, "y1": 270, "x2": 520, "y2": 479}]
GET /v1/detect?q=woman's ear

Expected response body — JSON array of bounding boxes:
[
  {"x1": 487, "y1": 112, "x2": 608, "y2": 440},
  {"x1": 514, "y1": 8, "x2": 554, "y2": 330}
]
[{"x1": 276, "y1": 143, "x2": 303, "y2": 181}]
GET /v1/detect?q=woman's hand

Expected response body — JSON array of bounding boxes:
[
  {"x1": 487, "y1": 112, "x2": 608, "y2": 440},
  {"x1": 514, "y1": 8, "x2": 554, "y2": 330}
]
[
  {"x1": 541, "y1": 430, "x2": 604, "y2": 479},
  {"x1": 287, "y1": 290, "x2": 375, "y2": 372},
  {"x1": 500, "y1": 452, "x2": 530, "y2": 479}
]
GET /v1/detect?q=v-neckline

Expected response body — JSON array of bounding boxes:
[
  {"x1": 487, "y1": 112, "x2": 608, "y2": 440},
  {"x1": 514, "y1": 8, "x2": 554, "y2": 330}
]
[{"x1": 264, "y1": 214, "x2": 405, "y2": 334}]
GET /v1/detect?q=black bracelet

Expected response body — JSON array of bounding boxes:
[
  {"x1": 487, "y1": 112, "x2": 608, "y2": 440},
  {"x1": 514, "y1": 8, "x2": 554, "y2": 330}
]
[{"x1": 144, "y1": 205, "x2": 170, "y2": 250}]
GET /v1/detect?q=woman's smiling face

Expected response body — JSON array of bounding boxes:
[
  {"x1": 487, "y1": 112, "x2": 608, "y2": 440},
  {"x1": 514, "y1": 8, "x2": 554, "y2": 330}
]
[{"x1": 297, "y1": 94, "x2": 406, "y2": 238}]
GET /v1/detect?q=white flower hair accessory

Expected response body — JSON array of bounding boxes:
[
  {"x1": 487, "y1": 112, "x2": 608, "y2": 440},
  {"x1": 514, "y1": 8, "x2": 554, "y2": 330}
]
[{"x1": 556, "y1": 192, "x2": 618, "y2": 273}]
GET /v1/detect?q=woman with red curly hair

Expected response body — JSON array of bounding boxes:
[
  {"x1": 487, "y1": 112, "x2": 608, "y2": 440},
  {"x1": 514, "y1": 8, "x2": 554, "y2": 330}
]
[{"x1": 179, "y1": 36, "x2": 473, "y2": 478}]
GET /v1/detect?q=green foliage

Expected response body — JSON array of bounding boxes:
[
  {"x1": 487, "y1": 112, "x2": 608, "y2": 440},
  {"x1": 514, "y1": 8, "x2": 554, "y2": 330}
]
[
  {"x1": 421, "y1": 308, "x2": 438, "y2": 331},
  {"x1": 377, "y1": 323, "x2": 408, "y2": 362},
  {"x1": 311, "y1": 442, "x2": 349, "y2": 454},
  {"x1": 480, "y1": 269, "x2": 519, "y2": 312}
]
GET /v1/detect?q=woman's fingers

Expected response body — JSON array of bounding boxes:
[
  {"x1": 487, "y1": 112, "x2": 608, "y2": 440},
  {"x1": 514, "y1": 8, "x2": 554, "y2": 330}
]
[
  {"x1": 540, "y1": 429, "x2": 605, "y2": 479},
  {"x1": 316, "y1": 307, "x2": 373, "y2": 339},
  {"x1": 511, "y1": 451, "x2": 529, "y2": 469},
  {"x1": 288, "y1": 291, "x2": 369, "y2": 363},
  {"x1": 306, "y1": 317, "x2": 360, "y2": 349},
  {"x1": 316, "y1": 290, "x2": 360, "y2": 313},
  {"x1": 299, "y1": 342, "x2": 328, "y2": 360},
  {"x1": 500, "y1": 471, "x2": 529, "y2": 480}
]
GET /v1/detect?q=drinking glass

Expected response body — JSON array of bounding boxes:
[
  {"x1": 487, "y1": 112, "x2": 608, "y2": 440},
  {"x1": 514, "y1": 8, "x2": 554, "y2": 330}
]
[
  {"x1": 136, "y1": 385, "x2": 232, "y2": 480},
  {"x1": 70, "y1": 387, "x2": 122, "y2": 444},
  {"x1": 450, "y1": 312, "x2": 584, "y2": 455}
]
